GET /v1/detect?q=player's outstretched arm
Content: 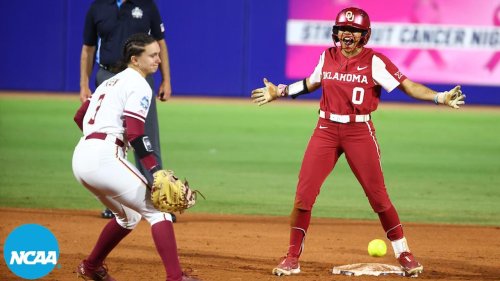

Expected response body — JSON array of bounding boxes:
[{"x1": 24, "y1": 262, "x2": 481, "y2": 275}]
[
  {"x1": 434, "y1": 86, "x2": 466, "y2": 109},
  {"x1": 251, "y1": 78, "x2": 320, "y2": 106},
  {"x1": 399, "y1": 79, "x2": 466, "y2": 109}
]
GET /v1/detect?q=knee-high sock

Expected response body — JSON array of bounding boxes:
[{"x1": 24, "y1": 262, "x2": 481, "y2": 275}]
[
  {"x1": 86, "y1": 218, "x2": 132, "y2": 269},
  {"x1": 377, "y1": 204, "x2": 404, "y2": 241},
  {"x1": 288, "y1": 208, "x2": 311, "y2": 257},
  {"x1": 151, "y1": 220, "x2": 182, "y2": 281}
]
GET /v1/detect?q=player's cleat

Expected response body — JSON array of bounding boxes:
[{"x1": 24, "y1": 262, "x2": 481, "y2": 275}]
[
  {"x1": 397, "y1": 251, "x2": 423, "y2": 276},
  {"x1": 182, "y1": 275, "x2": 202, "y2": 281},
  {"x1": 181, "y1": 269, "x2": 202, "y2": 280},
  {"x1": 101, "y1": 208, "x2": 114, "y2": 219},
  {"x1": 76, "y1": 261, "x2": 116, "y2": 281},
  {"x1": 272, "y1": 255, "x2": 300, "y2": 276},
  {"x1": 171, "y1": 213, "x2": 177, "y2": 223}
]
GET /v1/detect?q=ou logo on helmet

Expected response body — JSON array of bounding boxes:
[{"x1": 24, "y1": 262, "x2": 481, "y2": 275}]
[
  {"x1": 345, "y1": 11, "x2": 354, "y2": 22},
  {"x1": 3, "y1": 224, "x2": 60, "y2": 279}
]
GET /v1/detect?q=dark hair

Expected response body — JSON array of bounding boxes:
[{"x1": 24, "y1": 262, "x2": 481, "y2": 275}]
[{"x1": 114, "y1": 33, "x2": 156, "y2": 72}]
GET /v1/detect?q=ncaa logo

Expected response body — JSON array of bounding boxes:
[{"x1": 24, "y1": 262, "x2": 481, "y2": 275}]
[{"x1": 3, "y1": 224, "x2": 60, "y2": 279}]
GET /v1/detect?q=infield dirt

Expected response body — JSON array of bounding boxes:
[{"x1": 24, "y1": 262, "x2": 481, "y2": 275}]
[{"x1": 0, "y1": 208, "x2": 499, "y2": 281}]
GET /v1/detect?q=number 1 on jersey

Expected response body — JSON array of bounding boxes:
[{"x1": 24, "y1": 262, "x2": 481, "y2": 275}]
[{"x1": 88, "y1": 94, "x2": 106, "y2": 125}]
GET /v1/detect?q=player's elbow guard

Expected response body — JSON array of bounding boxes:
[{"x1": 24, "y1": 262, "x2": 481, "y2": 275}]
[
  {"x1": 130, "y1": 135, "x2": 159, "y2": 173},
  {"x1": 130, "y1": 135, "x2": 153, "y2": 157}
]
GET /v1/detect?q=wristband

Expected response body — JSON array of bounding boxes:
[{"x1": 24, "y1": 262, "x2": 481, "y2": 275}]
[
  {"x1": 277, "y1": 84, "x2": 287, "y2": 97},
  {"x1": 288, "y1": 79, "x2": 309, "y2": 98},
  {"x1": 434, "y1": 92, "x2": 441, "y2": 105}
]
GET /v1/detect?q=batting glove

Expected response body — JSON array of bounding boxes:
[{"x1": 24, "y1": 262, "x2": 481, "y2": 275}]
[
  {"x1": 434, "y1": 85, "x2": 466, "y2": 109},
  {"x1": 251, "y1": 78, "x2": 282, "y2": 106}
]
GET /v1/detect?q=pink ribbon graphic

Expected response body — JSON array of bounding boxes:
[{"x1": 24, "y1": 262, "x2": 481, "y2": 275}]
[
  {"x1": 403, "y1": 0, "x2": 445, "y2": 69},
  {"x1": 485, "y1": 5, "x2": 500, "y2": 72}
]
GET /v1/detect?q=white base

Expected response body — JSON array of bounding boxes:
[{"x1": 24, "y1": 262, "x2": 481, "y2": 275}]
[{"x1": 332, "y1": 263, "x2": 416, "y2": 277}]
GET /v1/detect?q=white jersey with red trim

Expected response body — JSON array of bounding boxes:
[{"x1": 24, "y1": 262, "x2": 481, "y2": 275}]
[
  {"x1": 82, "y1": 67, "x2": 152, "y2": 141},
  {"x1": 73, "y1": 66, "x2": 173, "y2": 228},
  {"x1": 309, "y1": 47, "x2": 406, "y2": 115}
]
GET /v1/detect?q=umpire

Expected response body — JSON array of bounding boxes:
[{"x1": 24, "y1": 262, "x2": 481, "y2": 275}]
[{"x1": 79, "y1": 0, "x2": 173, "y2": 220}]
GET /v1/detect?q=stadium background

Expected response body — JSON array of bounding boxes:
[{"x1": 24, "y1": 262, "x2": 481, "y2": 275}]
[
  {"x1": 1, "y1": 1, "x2": 499, "y2": 280},
  {"x1": 0, "y1": 0, "x2": 499, "y2": 104}
]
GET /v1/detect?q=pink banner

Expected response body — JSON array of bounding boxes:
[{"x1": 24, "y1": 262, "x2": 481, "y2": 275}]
[{"x1": 286, "y1": 0, "x2": 500, "y2": 86}]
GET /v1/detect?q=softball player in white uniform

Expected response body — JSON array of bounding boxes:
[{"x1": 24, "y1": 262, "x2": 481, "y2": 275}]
[
  {"x1": 72, "y1": 33, "x2": 199, "y2": 281},
  {"x1": 73, "y1": 66, "x2": 171, "y2": 226}
]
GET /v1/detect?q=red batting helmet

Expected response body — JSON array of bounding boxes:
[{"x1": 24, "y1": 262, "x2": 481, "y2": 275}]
[{"x1": 332, "y1": 7, "x2": 371, "y2": 46}]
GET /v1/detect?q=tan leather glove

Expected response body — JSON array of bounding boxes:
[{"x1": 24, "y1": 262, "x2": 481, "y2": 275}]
[{"x1": 151, "y1": 170, "x2": 203, "y2": 213}]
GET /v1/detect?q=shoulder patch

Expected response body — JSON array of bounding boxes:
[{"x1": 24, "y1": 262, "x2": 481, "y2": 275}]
[{"x1": 140, "y1": 96, "x2": 150, "y2": 111}]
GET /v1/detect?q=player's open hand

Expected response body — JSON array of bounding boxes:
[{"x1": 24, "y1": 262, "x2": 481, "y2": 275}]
[
  {"x1": 251, "y1": 78, "x2": 279, "y2": 106},
  {"x1": 436, "y1": 85, "x2": 466, "y2": 109}
]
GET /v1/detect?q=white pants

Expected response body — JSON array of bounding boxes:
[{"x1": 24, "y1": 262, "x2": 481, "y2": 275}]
[{"x1": 72, "y1": 137, "x2": 172, "y2": 229}]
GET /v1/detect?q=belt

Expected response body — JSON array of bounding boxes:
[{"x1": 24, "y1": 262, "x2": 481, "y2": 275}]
[
  {"x1": 319, "y1": 110, "x2": 370, "y2": 123},
  {"x1": 99, "y1": 63, "x2": 111, "y2": 70},
  {"x1": 99, "y1": 63, "x2": 118, "y2": 73},
  {"x1": 85, "y1": 132, "x2": 125, "y2": 147}
]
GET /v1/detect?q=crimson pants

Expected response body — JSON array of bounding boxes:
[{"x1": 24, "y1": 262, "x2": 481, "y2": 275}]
[{"x1": 294, "y1": 118, "x2": 392, "y2": 213}]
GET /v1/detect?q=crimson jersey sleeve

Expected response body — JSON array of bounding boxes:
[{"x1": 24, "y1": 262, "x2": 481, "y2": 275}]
[{"x1": 125, "y1": 116, "x2": 145, "y2": 142}]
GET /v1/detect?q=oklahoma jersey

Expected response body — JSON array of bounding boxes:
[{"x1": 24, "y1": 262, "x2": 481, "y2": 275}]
[
  {"x1": 309, "y1": 47, "x2": 406, "y2": 115},
  {"x1": 82, "y1": 68, "x2": 152, "y2": 141}
]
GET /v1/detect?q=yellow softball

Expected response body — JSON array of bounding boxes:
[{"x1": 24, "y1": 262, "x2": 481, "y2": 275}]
[{"x1": 367, "y1": 239, "x2": 387, "y2": 257}]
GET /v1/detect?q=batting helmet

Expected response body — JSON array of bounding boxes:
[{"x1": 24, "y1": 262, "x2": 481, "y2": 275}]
[{"x1": 332, "y1": 7, "x2": 371, "y2": 46}]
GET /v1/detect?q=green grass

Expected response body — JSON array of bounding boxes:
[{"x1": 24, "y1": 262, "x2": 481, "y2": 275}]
[{"x1": 0, "y1": 96, "x2": 499, "y2": 225}]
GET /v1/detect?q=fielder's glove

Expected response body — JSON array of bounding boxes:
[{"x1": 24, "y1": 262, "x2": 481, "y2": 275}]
[
  {"x1": 151, "y1": 170, "x2": 204, "y2": 213},
  {"x1": 251, "y1": 78, "x2": 282, "y2": 106},
  {"x1": 435, "y1": 85, "x2": 466, "y2": 109}
]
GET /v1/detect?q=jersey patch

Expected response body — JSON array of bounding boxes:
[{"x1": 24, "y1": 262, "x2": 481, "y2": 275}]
[
  {"x1": 140, "y1": 96, "x2": 150, "y2": 110},
  {"x1": 131, "y1": 7, "x2": 143, "y2": 19},
  {"x1": 394, "y1": 71, "x2": 403, "y2": 80},
  {"x1": 138, "y1": 96, "x2": 150, "y2": 117}
]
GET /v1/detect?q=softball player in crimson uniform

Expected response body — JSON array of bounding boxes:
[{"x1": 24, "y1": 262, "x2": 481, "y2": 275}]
[
  {"x1": 251, "y1": 7, "x2": 464, "y2": 277},
  {"x1": 72, "y1": 33, "x2": 200, "y2": 281}
]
